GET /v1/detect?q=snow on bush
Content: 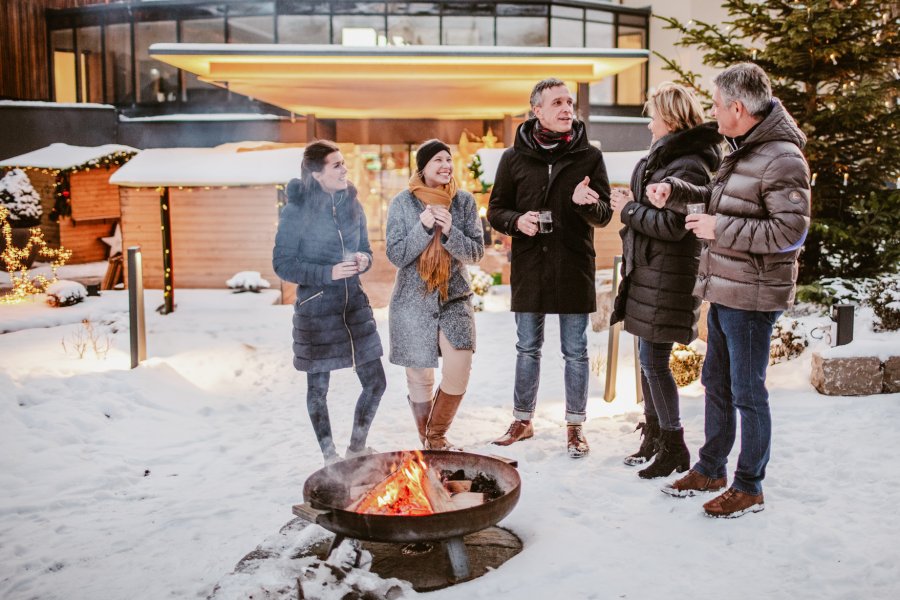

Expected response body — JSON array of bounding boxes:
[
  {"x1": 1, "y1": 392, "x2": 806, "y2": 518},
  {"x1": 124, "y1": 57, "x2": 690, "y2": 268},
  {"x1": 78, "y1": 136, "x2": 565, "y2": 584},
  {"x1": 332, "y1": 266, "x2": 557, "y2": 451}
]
[
  {"x1": 669, "y1": 343, "x2": 704, "y2": 387},
  {"x1": 769, "y1": 317, "x2": 809, "y2": 364},
  {"x1": 45, "y1": 279, "x2": 86, "y2": 307},
  {"x1": 226, "y1": 271, "x2": 270, "y2": 292},
  {"x1": 467, "y1": 265, "x2": 493, "y2": 312},
  {"x1": 0, "y1": 168, "x2": 43, "y2": 227},
  {"x1": 869, "y1": 276, "x2": 900, "y2": 331}
]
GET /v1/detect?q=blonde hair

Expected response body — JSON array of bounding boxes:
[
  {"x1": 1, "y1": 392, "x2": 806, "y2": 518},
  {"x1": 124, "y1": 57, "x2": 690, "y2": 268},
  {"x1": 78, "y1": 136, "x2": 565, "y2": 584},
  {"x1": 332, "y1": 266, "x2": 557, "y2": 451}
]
[{"x1": 645, "y1": 82, "x2": 705, "y2": 133}]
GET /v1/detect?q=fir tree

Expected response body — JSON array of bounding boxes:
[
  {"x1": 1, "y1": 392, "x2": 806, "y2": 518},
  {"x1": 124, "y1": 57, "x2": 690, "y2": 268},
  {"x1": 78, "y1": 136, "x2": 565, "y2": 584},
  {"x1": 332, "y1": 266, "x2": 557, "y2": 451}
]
[
  {"x1": 0, "y1": 168, "x2": 43, "y2": 228},
  {"x1": 655, "y1": 0, "x2": 899, "y2": 282}
]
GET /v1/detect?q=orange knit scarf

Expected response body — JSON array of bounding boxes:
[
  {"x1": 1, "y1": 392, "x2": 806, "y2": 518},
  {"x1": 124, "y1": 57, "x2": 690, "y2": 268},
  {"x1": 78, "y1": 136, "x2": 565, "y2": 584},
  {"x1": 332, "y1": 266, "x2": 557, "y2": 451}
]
[{"x1": 409, "y1": 173, "x2": 457, "y2": 301}]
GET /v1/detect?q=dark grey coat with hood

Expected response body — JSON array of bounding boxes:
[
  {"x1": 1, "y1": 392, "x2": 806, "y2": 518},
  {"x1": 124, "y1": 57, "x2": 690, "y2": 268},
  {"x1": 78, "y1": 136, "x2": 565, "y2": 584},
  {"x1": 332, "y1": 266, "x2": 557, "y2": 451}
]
[
  {"x1": 611, "y1": 122, "x2": 723, "y2": 344},
  {"x1": 487, "y1": 118, "x2": 612, "y2": 314},
  {"x1": 665, "y1": 99, "x2": 811, "y2": 312},
  {"x1": 273, "y1": 179, "x2": 383, "y2": 373}
]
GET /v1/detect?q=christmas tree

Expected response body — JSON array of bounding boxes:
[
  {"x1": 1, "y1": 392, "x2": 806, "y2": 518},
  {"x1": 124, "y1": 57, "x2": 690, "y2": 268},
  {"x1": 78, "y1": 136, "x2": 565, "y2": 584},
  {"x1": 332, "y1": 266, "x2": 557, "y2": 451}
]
[
  {"x1": 0, "y1": 168, "x2": 43, "y2": 228},
  {"x1": 655, "y1": 1, "x2": 899, "y2": 282}
]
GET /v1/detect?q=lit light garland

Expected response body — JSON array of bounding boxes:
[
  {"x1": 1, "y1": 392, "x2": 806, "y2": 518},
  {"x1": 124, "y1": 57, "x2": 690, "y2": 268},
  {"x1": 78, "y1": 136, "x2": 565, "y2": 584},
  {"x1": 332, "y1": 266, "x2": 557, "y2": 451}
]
[
  {"x1": 0, "y1": 205, "x2": 72, "y2": 304},
  {"x1": 8, "y1": 151, "x2": 137, "y2": 222}
]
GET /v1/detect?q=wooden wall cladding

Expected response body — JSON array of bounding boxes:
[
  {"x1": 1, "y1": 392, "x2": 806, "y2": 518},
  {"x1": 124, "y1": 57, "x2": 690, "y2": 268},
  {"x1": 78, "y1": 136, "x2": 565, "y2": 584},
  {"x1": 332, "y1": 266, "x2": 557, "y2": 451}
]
[
  {"x1": 0, "y1": 0, "x2": 106, "y2": 101},
  {"x1": 119, "y1": 186, "x2": 282, "y2": 294},
  {"x1": 69, "y1": 167, "x2": 121, "y2": 220},
  {"x1": 58, "y1": 216, "x2": 114, "y2": 263}
]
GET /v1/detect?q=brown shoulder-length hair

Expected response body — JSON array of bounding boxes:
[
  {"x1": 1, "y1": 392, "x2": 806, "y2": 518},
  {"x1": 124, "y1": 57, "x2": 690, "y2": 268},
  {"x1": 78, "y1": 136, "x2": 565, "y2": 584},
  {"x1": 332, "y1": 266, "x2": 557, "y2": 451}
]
[
  {"x1": 300, "y1": 140, "x2": 341, "y2": 187},
  {"x1": 644, "y1": 82, "x2": 705, "y2": 133}
]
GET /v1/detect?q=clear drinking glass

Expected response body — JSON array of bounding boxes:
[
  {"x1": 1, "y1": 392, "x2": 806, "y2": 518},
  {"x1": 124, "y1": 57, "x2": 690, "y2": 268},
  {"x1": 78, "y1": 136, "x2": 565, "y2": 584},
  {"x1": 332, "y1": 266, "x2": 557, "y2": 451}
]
[
  {"x1": 686, "y1": 203, "x2": 706, "y2": 215},
  {"x1": 538, "y1": 211, "x2": 553, "y2": 233}
]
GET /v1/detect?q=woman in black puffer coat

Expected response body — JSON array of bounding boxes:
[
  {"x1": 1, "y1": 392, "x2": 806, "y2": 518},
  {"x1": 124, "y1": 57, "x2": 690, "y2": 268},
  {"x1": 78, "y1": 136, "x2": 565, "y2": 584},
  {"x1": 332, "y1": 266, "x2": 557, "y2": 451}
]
[
  {"x1": 610, "y1": 83, "x2": 723, "y2": 479},
  {"x1": 273, "y1": 140, "x2": 385, "y2": 465}
]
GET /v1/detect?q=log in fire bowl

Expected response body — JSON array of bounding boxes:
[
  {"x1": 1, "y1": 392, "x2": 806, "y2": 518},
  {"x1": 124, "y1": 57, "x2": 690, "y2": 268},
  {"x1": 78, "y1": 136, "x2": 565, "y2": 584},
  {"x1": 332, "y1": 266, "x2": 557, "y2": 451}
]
[{"x1": 294, "y1": 450, "x2": 521, "y2": 587}]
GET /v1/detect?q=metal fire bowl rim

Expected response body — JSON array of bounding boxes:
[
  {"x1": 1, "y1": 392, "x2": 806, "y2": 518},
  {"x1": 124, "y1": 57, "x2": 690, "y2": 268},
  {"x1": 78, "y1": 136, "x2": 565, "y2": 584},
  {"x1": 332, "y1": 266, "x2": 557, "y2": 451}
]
[{"x1": 301, "y1": 449, "x2": 521, "y2": 544}]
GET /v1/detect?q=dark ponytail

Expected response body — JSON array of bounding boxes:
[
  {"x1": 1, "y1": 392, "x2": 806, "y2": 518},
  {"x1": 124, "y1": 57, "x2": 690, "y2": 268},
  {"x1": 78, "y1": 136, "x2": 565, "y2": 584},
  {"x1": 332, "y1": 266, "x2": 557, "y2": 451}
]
[{"x1": 300, "y1": 140, "x2": 341, "y2": 188}]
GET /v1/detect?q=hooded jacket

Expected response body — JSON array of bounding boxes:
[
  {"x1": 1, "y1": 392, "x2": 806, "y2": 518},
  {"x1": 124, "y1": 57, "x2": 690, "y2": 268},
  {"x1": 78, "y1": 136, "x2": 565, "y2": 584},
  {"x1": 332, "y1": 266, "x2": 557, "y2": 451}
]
[
  {"x1": 665, "y1": 99, "x2": 811, "y2": 312},
  {"x1": 272, "y1": 179, "x2": 383, "y2": 373},
  {"x1": 487, "y1": 118, "x2": 612, "y2": 314},
  {"x1": 610, "y1": 122, "x2": 724, "y2": 344}
]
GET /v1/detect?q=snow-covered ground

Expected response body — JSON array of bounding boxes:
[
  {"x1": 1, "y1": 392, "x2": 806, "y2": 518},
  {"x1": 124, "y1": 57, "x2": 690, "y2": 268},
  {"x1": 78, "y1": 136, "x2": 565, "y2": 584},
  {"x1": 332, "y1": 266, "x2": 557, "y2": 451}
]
[{"x1": 1, "y1": 287, "x2": 899, "y2": 600}]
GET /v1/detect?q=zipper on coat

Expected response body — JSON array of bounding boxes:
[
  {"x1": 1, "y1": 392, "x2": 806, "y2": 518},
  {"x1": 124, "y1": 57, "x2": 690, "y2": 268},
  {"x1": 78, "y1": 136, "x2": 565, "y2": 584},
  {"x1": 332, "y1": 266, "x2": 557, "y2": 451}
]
[
  {"x1": 332, "y1": 192, "x2": 357, "y2": 371},
  {"x1": 296, "y1": 290, "x2": 323, "y2": 307}
]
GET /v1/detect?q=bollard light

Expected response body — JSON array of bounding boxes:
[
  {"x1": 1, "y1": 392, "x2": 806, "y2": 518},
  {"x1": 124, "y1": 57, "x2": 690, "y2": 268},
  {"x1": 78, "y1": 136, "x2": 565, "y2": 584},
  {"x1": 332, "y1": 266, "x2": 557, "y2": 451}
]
[
  {"x1": 831, "y1": 304, "x2": 854, "y2": 347},
  {"x1": 127, "y1": 246, "x2": 147, "y2": 368}
]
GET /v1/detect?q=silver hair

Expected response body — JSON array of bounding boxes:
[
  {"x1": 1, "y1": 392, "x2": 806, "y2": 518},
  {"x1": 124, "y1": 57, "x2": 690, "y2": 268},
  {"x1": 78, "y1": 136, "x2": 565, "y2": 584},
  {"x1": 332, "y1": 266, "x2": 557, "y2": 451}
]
[
  {"x1": 530, "y1": 78, "x2": 566, "y2": 109},
  {"x1": 713, "y1": 63, "x2": 772, "y2": 118}
]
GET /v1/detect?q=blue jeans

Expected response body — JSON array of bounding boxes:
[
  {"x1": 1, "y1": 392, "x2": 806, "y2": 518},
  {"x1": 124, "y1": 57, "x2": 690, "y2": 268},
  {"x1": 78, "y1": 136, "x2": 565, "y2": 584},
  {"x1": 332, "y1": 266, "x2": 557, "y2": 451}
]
[
  {"x1": 694, "y1": 304, "x2": 780, "y2": 495},
  {"x1": 306, "y1": 358, "x2": 386, "y2": 456},
  {"x1": 512, "y1": 312, "x2": 589, "y2": 424},
  {"x1": 638, "y1": 338, "x2": 681, "y2": 431}
]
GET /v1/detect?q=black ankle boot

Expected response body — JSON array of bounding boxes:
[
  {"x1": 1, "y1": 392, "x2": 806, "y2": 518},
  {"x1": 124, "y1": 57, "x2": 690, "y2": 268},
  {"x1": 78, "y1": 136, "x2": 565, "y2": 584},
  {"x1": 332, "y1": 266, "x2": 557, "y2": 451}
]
[
  {"x1": 638, "y1": 428, "x2": 690, "y2": 479},
  {"x1": 623, "y1": 416, "x2": 660, "y2": 466}
]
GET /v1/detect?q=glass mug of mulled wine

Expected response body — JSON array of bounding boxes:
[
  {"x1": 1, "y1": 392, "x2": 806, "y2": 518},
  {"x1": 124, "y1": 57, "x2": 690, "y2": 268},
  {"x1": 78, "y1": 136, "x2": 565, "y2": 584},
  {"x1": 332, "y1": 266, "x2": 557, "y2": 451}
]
[
  {"x1": 538, "y1": 210, "x2": 553, "y2": 233},
  {"x1": 686, "y1": 203, "x2": 706, "y2": 216}
]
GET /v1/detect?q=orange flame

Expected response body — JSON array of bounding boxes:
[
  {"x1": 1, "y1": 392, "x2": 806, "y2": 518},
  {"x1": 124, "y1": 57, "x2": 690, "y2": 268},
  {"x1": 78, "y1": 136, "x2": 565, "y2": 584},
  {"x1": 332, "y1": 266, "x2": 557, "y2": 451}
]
[{"x1": 353, "y1": 450, "x2": 435, "y2": 516}]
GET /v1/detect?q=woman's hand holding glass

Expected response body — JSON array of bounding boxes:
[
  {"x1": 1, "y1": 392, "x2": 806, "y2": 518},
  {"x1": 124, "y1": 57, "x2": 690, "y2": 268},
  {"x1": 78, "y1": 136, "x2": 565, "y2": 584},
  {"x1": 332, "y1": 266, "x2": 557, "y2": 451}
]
[{"x1": 332, "y1": 260, "x2": 359, "y2": 281}]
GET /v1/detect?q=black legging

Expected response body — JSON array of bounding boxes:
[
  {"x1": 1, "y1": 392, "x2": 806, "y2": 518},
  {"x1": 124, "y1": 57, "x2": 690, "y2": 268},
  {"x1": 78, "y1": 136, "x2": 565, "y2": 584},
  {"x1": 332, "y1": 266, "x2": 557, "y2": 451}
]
[{"x1": 306, "y1": 358, "x2": 386, "y2": 455}]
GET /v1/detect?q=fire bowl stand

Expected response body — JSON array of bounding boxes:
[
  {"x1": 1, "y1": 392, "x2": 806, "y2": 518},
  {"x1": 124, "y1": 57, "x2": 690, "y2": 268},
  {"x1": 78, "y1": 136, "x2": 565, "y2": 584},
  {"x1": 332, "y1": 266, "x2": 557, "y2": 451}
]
[{"x1": 294, "y1": 503, "x2": 473, "y2": 581}]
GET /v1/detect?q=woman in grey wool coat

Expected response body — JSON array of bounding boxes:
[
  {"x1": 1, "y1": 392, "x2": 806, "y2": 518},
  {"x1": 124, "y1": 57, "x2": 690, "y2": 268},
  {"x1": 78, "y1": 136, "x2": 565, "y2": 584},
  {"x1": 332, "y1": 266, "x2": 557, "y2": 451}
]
[{"x1": 386, "y1": 139, "x2": 484, "y2": 450}]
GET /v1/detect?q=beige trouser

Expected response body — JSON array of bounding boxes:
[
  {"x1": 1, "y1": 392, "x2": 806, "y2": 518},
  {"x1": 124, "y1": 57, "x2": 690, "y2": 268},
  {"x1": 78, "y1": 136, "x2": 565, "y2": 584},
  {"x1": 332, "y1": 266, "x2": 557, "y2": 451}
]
[{"x1": 407, "y1": 330, "x2": 473, "y2": 403}]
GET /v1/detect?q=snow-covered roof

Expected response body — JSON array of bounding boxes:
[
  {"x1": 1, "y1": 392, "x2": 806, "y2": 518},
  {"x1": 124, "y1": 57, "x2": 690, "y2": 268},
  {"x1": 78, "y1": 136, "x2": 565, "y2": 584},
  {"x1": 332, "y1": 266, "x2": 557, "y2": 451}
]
[
  {"x1": 475, "y1": 148, "x2": 643, "y2": 187},
  {"x1": 0, "y1": 143, "x2": 138, "y2": 170},
  {"x1": 0, "y1": 100, "x2": 115, "y2": 110},
  {"x1": 109, "y1": 145, "x2": 302, "y2": 187},
  {"x1": 119, "y1": 113, "x2": 282, "y2": 122}
]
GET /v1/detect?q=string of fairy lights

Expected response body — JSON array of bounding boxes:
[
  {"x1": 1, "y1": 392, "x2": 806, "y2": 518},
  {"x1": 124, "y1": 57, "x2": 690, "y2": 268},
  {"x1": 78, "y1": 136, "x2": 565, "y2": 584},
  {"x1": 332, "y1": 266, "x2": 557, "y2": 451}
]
[
  {"x1": 0, "y1": 205, "x2": 72, "y2": 304},
  {"x1": 8, "y1": 151, "x2": 137, "y2": 221}
]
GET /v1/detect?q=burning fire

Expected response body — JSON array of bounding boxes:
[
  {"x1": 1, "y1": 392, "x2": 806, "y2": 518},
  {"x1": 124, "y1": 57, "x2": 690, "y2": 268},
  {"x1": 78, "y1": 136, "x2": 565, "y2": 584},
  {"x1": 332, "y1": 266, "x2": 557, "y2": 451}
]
[{"x1": 351, "y1": 450, "x2": 445, "y2": 516}]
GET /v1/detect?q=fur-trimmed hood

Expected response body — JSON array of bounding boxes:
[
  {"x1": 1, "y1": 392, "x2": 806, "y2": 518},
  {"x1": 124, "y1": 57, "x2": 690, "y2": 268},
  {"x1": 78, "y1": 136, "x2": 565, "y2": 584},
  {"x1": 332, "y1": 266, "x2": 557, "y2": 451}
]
[{"x1": 647, "y1": 121, "x2": 724, "y2": 174}]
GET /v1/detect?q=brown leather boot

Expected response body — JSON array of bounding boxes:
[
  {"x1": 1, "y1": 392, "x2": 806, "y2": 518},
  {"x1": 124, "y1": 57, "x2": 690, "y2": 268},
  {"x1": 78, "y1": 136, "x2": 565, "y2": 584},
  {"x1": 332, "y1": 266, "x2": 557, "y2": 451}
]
[
  {"x1": 425, "y1": 388, "x2": 464, "y2": 450},
  {"x1": 661, "y1": 469, "x2": 727, "y2": 498},
  {"x1": 408, "y1": 396, "x2": 431, "y2": 447},
  {"x1": 703, "y1": 488, "x2": 765, "y2": 518},
  {"x1": 492, "y1": 420, "x2": 534, "y2": 446},
  {"x1": 567, "y1": 424, "x2": 589, "y2": 459}
]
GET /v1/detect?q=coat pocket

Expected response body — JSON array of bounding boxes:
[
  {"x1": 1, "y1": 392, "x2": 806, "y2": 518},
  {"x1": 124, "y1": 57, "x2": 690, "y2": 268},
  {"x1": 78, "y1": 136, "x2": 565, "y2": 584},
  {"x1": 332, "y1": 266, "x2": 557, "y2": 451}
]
[{"x1": 297, "y1": 290, "x2": 324, "y2": 308}]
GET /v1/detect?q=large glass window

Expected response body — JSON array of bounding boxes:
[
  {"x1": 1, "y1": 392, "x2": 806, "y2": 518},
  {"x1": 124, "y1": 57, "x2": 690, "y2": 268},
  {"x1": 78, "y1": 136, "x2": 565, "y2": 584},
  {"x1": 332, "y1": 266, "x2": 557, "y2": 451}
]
[
  {"x1": 387, "y1": 16, "x2": 439, "y2": 45},
  {"x1": 442, "y1": 16, "x2": 493, "y2": 45},
  {"x1": 496, "y1": 17, "x2": 547, "y2": 46},
  {"x1": 229, "y1": 17, "x2": 275, "y2": 43},
  {"x1": 551, "y1": 18, "x2": 583, "y2": 47},
  {"x1": 181, "y1": 18, "x2": 224, "y2": 102},
  {"x1": 105, "y1": 23, "x2": 132, "y2": 105},
  {"x1": 333, "y1": 15, "x2": 386, "y2": 45},
  {"x1": 278, "y1": 15, "x2": 330, "y2": 43},
  {"x1": 51, "y1": 29, "x2": 76, "y2": 103},
  {"x1": 617, "y1": 26, "x2": 646, "y2": 105},
  {"x1": 135, "y1": 20, "x2": 178, "y2": 104},
  {"x1": 77, "y1": 26, "x2": 103, "y2": 103}
]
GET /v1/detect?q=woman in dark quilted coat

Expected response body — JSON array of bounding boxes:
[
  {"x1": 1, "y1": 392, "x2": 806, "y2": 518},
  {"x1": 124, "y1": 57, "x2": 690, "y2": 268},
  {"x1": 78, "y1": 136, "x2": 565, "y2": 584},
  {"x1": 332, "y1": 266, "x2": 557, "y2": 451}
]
[
  {"x1": 273, "y1": 140, "x2": 385, "y2": 465},
  {"x1": 610, "y1": 83, "x2": 723, "y2": 479}
]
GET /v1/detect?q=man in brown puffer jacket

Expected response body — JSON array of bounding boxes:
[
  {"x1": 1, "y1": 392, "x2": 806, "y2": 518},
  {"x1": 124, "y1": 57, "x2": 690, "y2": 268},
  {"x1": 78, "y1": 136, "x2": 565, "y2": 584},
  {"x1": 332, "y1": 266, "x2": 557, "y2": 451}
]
[{"x1": 646, "y1": 63, "x2": 811, "y2": 518}]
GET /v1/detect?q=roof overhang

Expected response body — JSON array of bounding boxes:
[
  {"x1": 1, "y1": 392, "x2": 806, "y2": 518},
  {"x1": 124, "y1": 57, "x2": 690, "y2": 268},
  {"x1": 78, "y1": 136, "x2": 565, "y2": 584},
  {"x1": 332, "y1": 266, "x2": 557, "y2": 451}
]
[{"x1": 149, "y1": 43, "x2": 648, "y2": 120}]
